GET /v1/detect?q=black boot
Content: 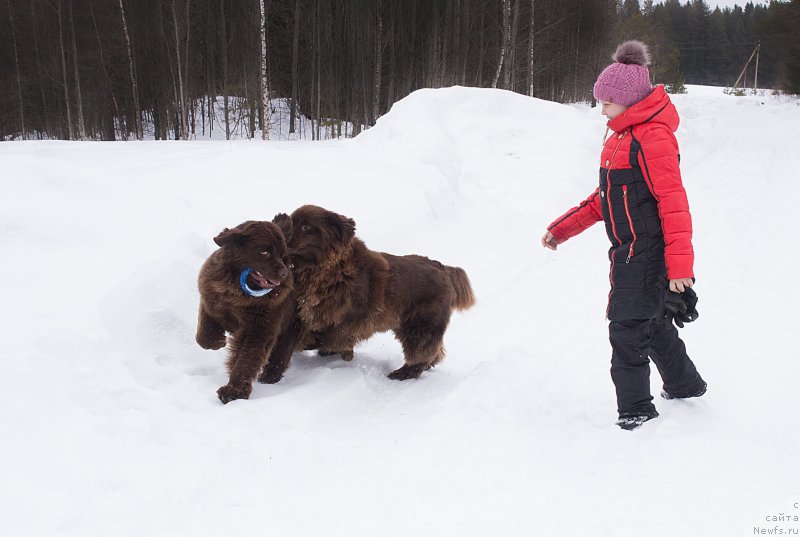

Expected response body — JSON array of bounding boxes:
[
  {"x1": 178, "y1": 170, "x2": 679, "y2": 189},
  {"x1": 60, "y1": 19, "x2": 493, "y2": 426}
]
[
  {"x1": 616, "y1": 409, "x2": 659, "y2": 431},
  {"x1": 661, "y1": 379, "x2": 707, "y2": 400}
]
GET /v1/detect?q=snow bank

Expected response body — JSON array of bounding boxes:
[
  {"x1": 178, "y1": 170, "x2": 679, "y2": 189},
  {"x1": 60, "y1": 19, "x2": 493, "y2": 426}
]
[{"x1": 1, "y1": 85, "x2": 799, "y2": 537}]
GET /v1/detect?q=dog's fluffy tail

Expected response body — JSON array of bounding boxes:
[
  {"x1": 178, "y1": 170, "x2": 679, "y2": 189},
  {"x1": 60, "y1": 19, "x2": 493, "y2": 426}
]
[{"x1": 446, "y1": 266, "x2": 476, "y2": 311}]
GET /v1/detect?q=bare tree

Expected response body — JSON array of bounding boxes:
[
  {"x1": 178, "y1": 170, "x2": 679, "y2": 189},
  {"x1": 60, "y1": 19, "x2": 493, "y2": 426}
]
[
  {"x1": 528, "y1": 0, "x2": 535, "y2": 96},
  {"x1": 118, "y1": 0, "x2": 142, "y2": 139},
  {"x1": 289, "y1": 0, "x2": 301, "y2": 134},
  {"x1": 373, "y1": 0, "x2": 383, "y2": 123},
  {"x1": 220, "y1": 0, "x2": 230, "y2": 140},
  {"x1": 183, "y1": 0, "x2": 192, "y2": 135},
  {"x1": 314, "y1": 0, "x2": 321, "y2": 140},
  {"x1": 69, "y1": 0, "x2": 86, "y2": 139},
  {"x1": 57, "y1": 0, "x2": 74, "y2": 140},
  {"x1": 90, "y1": 0, "x2": 123, "y2": 140},
  {"x1": 6, "y1": 0, "x2": 25, "y2": 138},
  {"x1": 259, "y1": 0, "x2": 269, "y2": 140},
  {"x1": 171, "y1": 0, "x2": 189, "y2": 139},
  {"x1": 29, "y1": 1, "x2": 50, "y2": 137},
  {"x1": 504, "y1": 0, "x2": 520, "y2": 89},
  {"x1": 493, "y1": 0, "x2": 512, "y2": 88}
]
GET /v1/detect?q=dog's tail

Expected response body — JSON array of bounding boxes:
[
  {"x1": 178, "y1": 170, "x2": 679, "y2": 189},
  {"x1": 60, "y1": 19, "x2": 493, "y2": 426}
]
[{"x1": 446, "y1": 266, "x2": 476, "y2": 311}]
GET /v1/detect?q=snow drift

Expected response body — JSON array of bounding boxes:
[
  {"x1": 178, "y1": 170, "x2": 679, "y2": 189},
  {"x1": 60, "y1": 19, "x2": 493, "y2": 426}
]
[{"x1": 1, "y1": 86, "x2": 799, "y2": 536}]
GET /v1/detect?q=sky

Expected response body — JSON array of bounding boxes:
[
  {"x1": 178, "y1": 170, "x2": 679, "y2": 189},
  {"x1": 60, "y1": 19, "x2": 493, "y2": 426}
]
[
  {"x1": 653, "y1": 0, "x2": 767, "y2": 11},
  {"x1": 680, "y1": 0, "x2": 766, "y2": 10},
  {"x1": 710, "y1": 0, "x2": 763, "y2": 7}
]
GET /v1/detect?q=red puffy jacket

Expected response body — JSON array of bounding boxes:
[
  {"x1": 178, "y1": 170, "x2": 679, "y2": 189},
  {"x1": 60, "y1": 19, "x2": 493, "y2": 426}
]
[{"x1": 547, "y1": 86, "x2": 694, "y2": 319}]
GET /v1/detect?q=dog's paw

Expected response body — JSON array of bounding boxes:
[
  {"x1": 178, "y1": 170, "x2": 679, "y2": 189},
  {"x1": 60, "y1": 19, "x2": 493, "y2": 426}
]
[
  {"x1": 197, "y1": 335, "x2": 226, "y2": 350},
  {"x1": 257, "y1": 369, "x2": 283, "y2": 384},
  {"x1": 387, "y1": 364, "x2": 426, "y2": 381},
  {"x1": 217, "y1": 383, "x2": 252, "y2": 404},
  {"x1": 340, "y1": 350, "x2": 354, "y2": 362}
]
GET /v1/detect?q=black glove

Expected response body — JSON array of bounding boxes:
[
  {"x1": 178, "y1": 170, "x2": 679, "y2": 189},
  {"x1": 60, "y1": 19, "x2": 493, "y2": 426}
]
[{"x1": 664, "y1": 287, "x2": 699, "y2": 328}]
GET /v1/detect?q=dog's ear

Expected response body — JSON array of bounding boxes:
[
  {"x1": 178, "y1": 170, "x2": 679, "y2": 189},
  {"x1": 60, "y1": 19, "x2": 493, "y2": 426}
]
[
  {"x1": 325, "y1": 212, "x2": 356, "y2": 245},
  {"x1": 272, "y1": 213, "x2": 293, "y2": 242},
  {"x1": 213, "y1": 221, "x2": 253, "y2": 247},
  {"x1": 213, "y1": 228, "x2": 241, "y2": 247}
]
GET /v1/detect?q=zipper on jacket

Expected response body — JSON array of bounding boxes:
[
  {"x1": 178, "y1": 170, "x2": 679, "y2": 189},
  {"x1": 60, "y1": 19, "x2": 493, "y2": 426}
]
[
  {"x1": 622, "y1": 184, "x2": 637, "y2": 263},
  {"x1": 604, "y1": 131, "x2": 626, "y2": 317},
  {"x1": 605, "y1": 132, "x2": 625, "y2": 247}
]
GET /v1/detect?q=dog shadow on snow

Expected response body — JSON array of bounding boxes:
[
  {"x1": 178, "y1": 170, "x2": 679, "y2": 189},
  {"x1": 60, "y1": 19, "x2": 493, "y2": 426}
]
[{"x1": 247, "y1": 338, "x2": 464, "y2": 403}]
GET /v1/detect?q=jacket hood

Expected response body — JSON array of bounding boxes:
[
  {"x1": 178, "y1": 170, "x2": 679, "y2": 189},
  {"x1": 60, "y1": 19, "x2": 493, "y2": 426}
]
[{"x1": 607, "y1": 85, "x2": 679, "y2": 133}]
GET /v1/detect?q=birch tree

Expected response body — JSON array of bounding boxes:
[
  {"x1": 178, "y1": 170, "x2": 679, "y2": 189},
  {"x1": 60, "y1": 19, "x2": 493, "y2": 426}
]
[
  {"x1": 171, "y1": 0, "x2": 189, "y2": 139},
  {"x1": 505, "y1": 0, "x2": 520, "y2": 89},
  {"x1": 493, "y1": 0, "x2": 512, "y2": 89},
  {"x1": 259, "y1": 0, "x2": 269, "y2": 140},
  {"x1": 528, "y1": 0, "x2": 535, "y2": 96}
]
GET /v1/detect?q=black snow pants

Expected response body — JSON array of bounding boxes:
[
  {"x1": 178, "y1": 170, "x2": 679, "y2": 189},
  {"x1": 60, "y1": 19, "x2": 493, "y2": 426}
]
[{"x1": 609, "y1": 316, "x2": 703, "y2": 417}]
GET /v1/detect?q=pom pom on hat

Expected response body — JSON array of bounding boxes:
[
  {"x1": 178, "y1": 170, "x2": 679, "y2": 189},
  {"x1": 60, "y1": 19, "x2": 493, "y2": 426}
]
[
  {"x1": 613, "y1": 40, "x2": 651, "y2": 67},
  {"x1": 593, "y1": 40, "x2": 653, "y2": 107}
]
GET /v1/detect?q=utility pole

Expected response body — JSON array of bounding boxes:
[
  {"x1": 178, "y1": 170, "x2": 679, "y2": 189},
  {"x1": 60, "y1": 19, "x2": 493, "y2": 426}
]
[
  {"x1": 731, "y1": 43, "x2": 759, "y2": 93},
  {"x1": 754, "y1": 41, "x2": 760, "y2": 94}
]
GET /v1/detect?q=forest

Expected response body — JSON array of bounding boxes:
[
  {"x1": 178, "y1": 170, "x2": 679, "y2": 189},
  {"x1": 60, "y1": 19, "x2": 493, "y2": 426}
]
[{"x1": 1, "y1": 0, "x2": 798, "y2": 141}]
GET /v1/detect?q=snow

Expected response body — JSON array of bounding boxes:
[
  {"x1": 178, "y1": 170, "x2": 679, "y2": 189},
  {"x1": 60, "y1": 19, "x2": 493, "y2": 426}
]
[
  {"x1": 168, "y1": 96, "x2": 360, "y2": 141},
  {"x1": 1, "y1": 85, "x2": 799, "y2": 536}
]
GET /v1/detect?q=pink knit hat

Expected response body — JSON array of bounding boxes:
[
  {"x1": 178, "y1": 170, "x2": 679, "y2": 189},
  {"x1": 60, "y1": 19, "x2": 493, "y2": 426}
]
[{"x1": 593, "y1": 41, "x2": 653, "y2": 107}]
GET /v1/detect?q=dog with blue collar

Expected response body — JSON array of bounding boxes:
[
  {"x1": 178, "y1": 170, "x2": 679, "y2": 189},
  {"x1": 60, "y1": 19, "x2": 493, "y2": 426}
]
[{"x1": 196, "y1": 216, "x2": 304, "y2": 404}]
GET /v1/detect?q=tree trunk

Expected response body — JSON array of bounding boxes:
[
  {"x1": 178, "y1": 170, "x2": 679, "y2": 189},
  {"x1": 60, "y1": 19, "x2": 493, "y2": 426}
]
[
  {"x1": 30, "y1": 1, "x2": 51, "y2": 137},
  {"x1": 172, "y1": 0, "x2": 188, "y2": 140},
  {"x1": 573, "y1": 8, "x2": 582, "y2": 101},
  {"x1": 373, "y1": 0, "x2": 383, "y2": 123},
  {"x1": 492, "y1": 0, "x2": 512, "y2": 89},
  {"x1": 7, "y1": 0, "x2": 25, "y2": 138},
  {"x1": 528, "y1": 0, "x2": 535, "y2": 96},
  {"x1": 504, "y1": 0, "x2": 520, "y2": 90},
  {"x1": 57, "y1": 0, "x2": 74, "y2": 140},
  {"x1": 259, "y1": 0, "x2": 270, "y2": 140},
  {"x1": 68, "y1": 0, "x2": 86, "y2": 139},
  {"x1": 315, "y1": 0, "x2": 321, "y2": 140},
  {"x1": 460, "y1": 0, "x2": 470, "y2": 85},
  {"x1": 220, "y1": 0, "x2": 230, "y2": 140},
  {"x1": 90, "y1": 0, "x2": 123, "y2": 140},
  {"x1": 289, "y1": 0, "x2": 301, "y2": 134},
  {"x1": 204, "y1": 0, "x2": 213, "y2": 136},
  {"x1": 118, "y1": 0, "x2": 142, "y2": 139},
  {"x1": 183, "y1": 0, "x2": 191, "y2": 136}
]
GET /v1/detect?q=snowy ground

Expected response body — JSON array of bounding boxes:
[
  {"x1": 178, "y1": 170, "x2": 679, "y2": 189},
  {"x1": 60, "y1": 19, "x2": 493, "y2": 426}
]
[{"x1": 1, "y1": 85, "x2": 799, "y2": 536}]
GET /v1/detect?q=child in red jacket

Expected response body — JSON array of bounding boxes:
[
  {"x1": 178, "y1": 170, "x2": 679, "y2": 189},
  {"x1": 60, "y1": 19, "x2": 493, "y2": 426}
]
[{"x1": 541, "y1": 41, "x2": 706, "y2": 430}]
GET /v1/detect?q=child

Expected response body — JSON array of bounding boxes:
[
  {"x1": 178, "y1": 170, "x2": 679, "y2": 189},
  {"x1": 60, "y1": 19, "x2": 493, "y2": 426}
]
[{"x1": 541, "y1": 40, "x2": 706, "y2": 430}]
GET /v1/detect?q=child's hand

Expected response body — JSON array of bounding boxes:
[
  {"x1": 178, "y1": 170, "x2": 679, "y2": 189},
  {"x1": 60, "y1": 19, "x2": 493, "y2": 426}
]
[
  {"x1": 541, "y1": 231, "x2": 558, "y2": 251},
  {"x1": 669, "y1": 278, "x2": 694, "y2": 293}
]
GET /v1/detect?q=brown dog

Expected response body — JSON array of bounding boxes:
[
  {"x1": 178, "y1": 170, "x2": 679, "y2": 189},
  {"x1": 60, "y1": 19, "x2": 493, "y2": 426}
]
[
  {"x1": 196, "y1": 218, "x2": 303, "y2": 403},
  {"x1": 286, "y1": 205, "x2": 475, "y2": 380}
]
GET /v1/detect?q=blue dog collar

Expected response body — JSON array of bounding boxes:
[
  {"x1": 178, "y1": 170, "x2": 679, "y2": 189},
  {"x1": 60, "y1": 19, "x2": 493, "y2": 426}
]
[{"x1": 240, "y1": 268, "x2": 274, "y2": 297}]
